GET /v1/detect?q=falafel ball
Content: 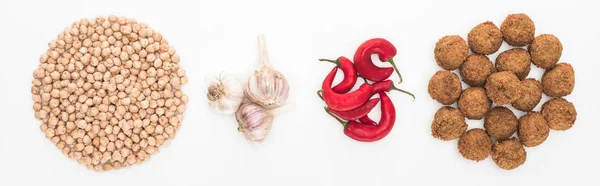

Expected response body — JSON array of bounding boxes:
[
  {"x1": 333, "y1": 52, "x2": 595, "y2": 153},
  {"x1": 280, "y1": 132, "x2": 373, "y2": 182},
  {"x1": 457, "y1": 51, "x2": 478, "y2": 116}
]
[
  {"x1": 435, "y1": 35, "x2": 469, "y2": 70},
  {"x1": 459, "y1": 54, "x2": 495, "y2": 87},
  {"x1": 542, "y1": 63, "x2": 575, "y2": 97},
  {"x1": 496, "y1": 48, "x2": 532, "y2": 80},
  {"x1": 484, "y1": 107, "x2": 518, "y2": 140},
  {"x1": 428, "y1": 70, "x2": 462, "y2": 105},
  {"x1": 529, "y1": 34, "x2": 563, "y2": 69},
  {"x1": 541, "y1": 98, "x2": 577, "y2": 130},
  {"x1": 458, "y1": 87, "x2": 491, "y2": 120},
  {"x1": 518, "y1": 112, "x2": 550, "y2": 147},
  {"x1": 512, "y1": 78, "x2": 543, "y2": 112},
  {"x1": 500, "y1": 13, "x2": 535, "y2": 46},
  {"x1": 485, "y1": 71, "x2": 522, "y2": 105},
  {"x1": 468, "y1": 21, "x2": 503, "y2": 55},
  {"x1": 491, "y1": 138, "x2": 526, "y2": 170},
  {"x1": 431, "y1": 106, "x2": 468, "y2": 141},
  {"x1": 458, "y1": 128, "x2": 492, "y2": 161}
]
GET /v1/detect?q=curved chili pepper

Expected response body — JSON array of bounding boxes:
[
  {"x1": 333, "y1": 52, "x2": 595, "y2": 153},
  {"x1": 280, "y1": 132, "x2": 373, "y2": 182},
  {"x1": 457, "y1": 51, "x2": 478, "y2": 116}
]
[
  {"x1": 317, "y1": 80, "x2": 415, "y2": 101},
  {"x1": 319, "y1": 57, "x2": 357, "y2": 94},
  {"x1": 353, "y1": 38, "x2": 403, "y2": 83},
  {"x1": 358, "y1": 115, "x2": 377, "y2": 126},
  {"x1": 327, "y1": 98, "x2": 380, "y2": 121},
  {"x1": 322, "y1": 67, "x2": 373, "y2": 111},
  {"x1": 325, "y1": 92, "x2": 396, "y2": 142}
]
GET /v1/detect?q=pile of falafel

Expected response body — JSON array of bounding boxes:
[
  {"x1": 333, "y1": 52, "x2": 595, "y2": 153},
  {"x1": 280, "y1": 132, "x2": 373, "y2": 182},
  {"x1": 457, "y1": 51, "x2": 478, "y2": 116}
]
[{"x1": 429, "y1": 13, "x2": 577, "y2": 170}]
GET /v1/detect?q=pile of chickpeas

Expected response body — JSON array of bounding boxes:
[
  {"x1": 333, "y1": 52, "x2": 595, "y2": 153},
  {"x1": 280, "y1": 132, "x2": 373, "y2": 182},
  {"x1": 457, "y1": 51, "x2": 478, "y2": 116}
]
[{"x1": 31, "y1": 15, "x2": 188, "y2": 172}]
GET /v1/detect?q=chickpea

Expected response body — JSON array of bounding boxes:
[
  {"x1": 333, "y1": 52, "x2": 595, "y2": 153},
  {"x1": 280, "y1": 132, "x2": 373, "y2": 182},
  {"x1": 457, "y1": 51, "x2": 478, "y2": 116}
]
[{"x1": 102, "y1": 163, "x2": 113, "y2": 171}]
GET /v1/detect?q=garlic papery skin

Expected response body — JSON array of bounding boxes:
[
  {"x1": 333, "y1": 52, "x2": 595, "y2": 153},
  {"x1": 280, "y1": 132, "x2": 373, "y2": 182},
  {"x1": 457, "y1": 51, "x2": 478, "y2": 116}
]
[
  {"x1": 245, "y1": 35, "x2": 290, "y2": 108},
  {"x1": 235, "y1": 103, "x2": 274, "y2": 142},
  {"x1": 207, "y1": 75, "x2": 245, "y2": 114}
]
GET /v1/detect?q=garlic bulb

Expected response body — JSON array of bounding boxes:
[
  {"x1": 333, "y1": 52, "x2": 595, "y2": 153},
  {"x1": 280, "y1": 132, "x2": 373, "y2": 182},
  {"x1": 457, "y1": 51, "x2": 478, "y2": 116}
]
[
  {"x1": 236, "y1": 103, "x2": 273, "y2": 142},
  {"x1": 207, "y1": 74, "x2": 245, "y2": 114},
  {"x1": 246, "y1": 35, "x2": 290, "y2": 108}
]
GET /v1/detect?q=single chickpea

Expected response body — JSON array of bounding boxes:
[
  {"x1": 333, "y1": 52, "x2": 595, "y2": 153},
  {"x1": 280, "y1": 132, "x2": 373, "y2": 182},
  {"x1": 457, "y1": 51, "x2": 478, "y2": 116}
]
[
  {"x1": 177, "y1": 105, "x2": 186, "y2": 113},
  {"x1": 145, "y1": 146, "x2": 157, "y2": 154},
  {"x1": 107, "y1": 15, "x2": 118, "y2": 22},
  {"x1": 103, "y1": 163, "x2": 113, "y2": 171},
  {"x1": 83, "y1": 135, "x2": 92, "y2": 144},
  {"x1": 65, "y1": 135, "x2": 75, "y2": 145},
  {"x1": 159, "y1": 43, "x2": 169, "y2": 52},
  {"x1": 107, "y1": 142, "x2": 116, "y2": 152},
  {"x1": 100, "y1": 136, "x2": 109, "y2": 146},
  {"x1": 168, "y1": 117, "x2": 179, "y2": 126},
  {"x1": 170, "y1": 77, "x2": 180, "y2": 87},
  {"x1": 84, "y1": 145, "x2": 94, "y2": 154},
  {"x1": 33, "y1": 102, "x2": 42, "y2": 112},
  {"x1": 156, "y1": 69, "x2": 165, "y2": 77},
  {"x1": 62, "y1": 147, "x2": 70, "y2": 155},
  {"x1": 112, "y1": 151, "x2": 122, "y2": 161},
  {"x1": 132, "y1": 24, "x2": 141, "y2": 33},
  {"x1": 73, "y1": 152, "x2": 83, "y2": 160},
  {"x1": 171, "y1": 55, "x2": 180, "y2": 63},
  {"x1": 75, "y1": 143, "x2": 85, "y2": 151},
  {"x1": 126, "y1": 155, "x2": 136, "y2": 165},
  {"x1": 117, "y1": 133, "x2": 126, "y2": 140},
  {"x1": 120, "y1": 25, "x2": 132, "y2": 34},
  {"x1": 124, "y1": 138, "x2": 133, "y2": 148},
  {"x1": 175, "y1": 91, "x2": 183, "y2": 99},
  {"x1": 50, "y1": 136, "x2": 60, "y2": 144},
  {"x1": 165, "y1": 125, "x2": 174, "y2": 135},
  {"x1": 145, "y1": 125, "x2": 155, "y2": 134},
  {"x1": 56, "y1": 141, "x2": 66, "y2": 150},
  {"x1": 149, "y1": 100, "x2": 158, "y2": 109},
  {"x1": 153, "y1": 58, "x2": 162, "y2": 68},
  {"x1": 146, "y1": 44, "x2": 156, "y2": 53},
  {"x1": 137, "y1": 150, "x2": 148, "y2": 160},
  {"x1": 120, "y1": 51, "x2": 129, "y2": 61},
  {"x1": 107, "y1": 134, "x2": 117, "y2": 142},
  {"x1": 147, "y1": 37, "x2": 155, "y2": 44},
  {"x1": 82, "y1": 157, "x2": 93, "y2": 166},
  {"x1": 129, "y1": 33, "x2": 139, "y2": 41},
  {"x1": 152, "y1": 33, "x2": 163, "y2": 42},
  {"x1": 56, "y1": 125, "x2": 66, "y2": 134},
  {"x1": 115, "y1": 140, "x2": 124, "y2": 149}
]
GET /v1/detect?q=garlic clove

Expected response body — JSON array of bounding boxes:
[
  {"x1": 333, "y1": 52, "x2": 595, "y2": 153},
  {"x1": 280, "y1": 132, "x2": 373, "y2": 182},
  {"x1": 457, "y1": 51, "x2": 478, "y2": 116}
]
[
  {"x1": 207, "y1": 75, "x2": 245, "y2": 114},
  {"x1": 235, "y1": 103, "x2": 274, "y2": 142},
  {"x1": 245, "y1": 35, "x2": 290, "y2": 108}
]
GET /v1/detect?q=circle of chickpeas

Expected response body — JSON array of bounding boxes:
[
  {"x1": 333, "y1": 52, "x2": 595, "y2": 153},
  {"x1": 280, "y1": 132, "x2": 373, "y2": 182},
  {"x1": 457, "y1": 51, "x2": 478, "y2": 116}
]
[{"x1": 32, "y1": 15, "x2": 188, "y2": 172}]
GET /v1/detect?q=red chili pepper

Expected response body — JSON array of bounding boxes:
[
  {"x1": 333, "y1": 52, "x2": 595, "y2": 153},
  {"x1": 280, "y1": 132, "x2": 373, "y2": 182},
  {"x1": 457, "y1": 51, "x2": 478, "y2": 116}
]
[
  {"x1": 317, "y1": 80, "x2": 415, "y2": 101},
  {"x1": 353, "y1": 38, "x2": 403, "y2": 83},
  {"x1": 325, "y1": 92, "x2": 396, "y2": 142},
  {"x1": 327, "y1": 98, "x2": 380, "y2": 121},
  {"x1": 322, "y1": 67, "x2": 374, "y2": 111},
  {"x1": 319, "y1": 57, "x2": 357, "y2": 94},
  {"x1": 358, "y1": 115, "x2": 377, "y2": 126}
]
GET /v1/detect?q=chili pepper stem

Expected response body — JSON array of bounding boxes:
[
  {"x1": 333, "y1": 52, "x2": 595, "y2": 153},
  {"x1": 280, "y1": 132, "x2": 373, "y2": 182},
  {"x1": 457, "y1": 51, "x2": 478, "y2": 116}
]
[
  {"x1": 387, "y1": 58, "x2": 403, "y2": 84},
  {"x1": 389, "y1": 84, "x2": 416, "y2": 101},
  {"x1": 317, "y1": 90, "x2": 324, "y2": 100},
  {"x1": 324, "y1": 107, "x2": 348, "y2": 127},
  {"x1": 318, "y1": 58, "x2": 340, "y2": 66}
]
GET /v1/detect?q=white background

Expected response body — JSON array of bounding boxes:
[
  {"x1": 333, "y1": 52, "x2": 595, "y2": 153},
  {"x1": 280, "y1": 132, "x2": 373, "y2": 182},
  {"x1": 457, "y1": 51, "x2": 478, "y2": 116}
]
[{"x1": 0, "y1": 0, "x2": 598, "y2": 185}]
